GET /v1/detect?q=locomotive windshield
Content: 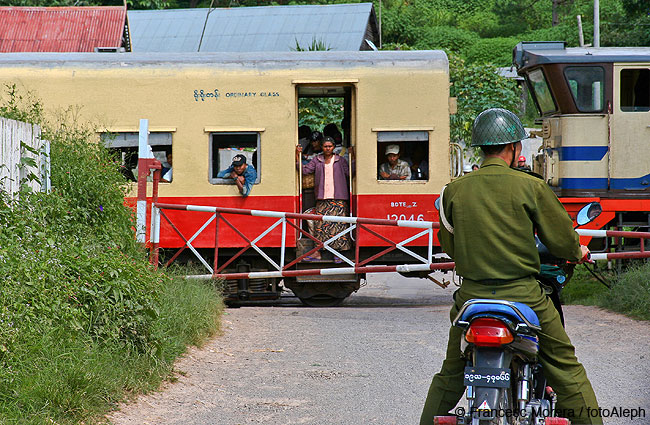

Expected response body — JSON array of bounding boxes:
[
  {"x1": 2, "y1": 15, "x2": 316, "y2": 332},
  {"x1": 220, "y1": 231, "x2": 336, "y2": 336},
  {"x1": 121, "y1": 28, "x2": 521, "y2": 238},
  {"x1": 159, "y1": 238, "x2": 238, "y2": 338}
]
[
  {"x1": 527, "y1": 68, "x2": 557, "y2": 115},
  {"x1": 564, "y1": 66, "x2": 605, "y2": 112}
]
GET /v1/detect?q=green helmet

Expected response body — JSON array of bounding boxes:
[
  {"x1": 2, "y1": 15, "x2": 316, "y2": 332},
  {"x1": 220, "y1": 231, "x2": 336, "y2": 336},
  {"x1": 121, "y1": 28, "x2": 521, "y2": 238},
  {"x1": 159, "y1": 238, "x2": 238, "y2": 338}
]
[{"x1": 470, "y1": 108, "x2": 527, "y2": 147}]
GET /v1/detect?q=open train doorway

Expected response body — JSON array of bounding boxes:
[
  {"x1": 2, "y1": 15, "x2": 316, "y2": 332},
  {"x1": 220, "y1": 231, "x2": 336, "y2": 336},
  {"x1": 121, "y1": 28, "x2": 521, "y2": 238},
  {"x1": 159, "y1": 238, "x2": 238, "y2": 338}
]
[
  {"x1": 292, "y1": 84, "x2": 359, "y2": 306},
  {"x1": 296, "y1": 85, "x2": 355, "y2": 215}
]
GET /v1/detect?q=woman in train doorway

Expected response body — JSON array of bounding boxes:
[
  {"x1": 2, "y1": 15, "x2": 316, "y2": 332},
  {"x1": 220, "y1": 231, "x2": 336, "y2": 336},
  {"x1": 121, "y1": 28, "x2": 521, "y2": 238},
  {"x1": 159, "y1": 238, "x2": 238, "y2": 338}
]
[{"x1": 296, "y1": 136, "x2": 352, "y2": 262}]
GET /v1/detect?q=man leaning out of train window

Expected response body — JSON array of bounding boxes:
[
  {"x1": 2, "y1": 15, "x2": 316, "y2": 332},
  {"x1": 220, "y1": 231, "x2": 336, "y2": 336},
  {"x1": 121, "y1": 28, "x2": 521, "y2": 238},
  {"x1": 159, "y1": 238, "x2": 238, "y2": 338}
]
[{"x1": 216, "y1": 154, "x2": 257, "y2": 197}]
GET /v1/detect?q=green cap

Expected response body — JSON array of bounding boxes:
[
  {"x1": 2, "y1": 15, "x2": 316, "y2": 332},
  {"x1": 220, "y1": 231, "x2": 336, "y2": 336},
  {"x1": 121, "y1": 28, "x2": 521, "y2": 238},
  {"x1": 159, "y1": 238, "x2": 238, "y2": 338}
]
[{"x1": 471, "y1": 108, "x2": 527, "y2": 147}]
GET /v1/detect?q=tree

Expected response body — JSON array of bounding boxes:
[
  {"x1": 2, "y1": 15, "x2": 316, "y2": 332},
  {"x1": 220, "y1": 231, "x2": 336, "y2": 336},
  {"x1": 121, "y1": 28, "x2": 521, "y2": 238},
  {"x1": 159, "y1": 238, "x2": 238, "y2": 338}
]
[{"x1": 448, "y1": 54, "x2": 521, "y2": 147}]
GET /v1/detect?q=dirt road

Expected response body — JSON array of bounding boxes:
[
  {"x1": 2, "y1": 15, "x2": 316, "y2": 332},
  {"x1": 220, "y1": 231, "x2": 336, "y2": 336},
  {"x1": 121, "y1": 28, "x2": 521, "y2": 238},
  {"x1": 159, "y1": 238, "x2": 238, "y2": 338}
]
[{"x1": 108, "y1": 273, "x2": 650, "y2": 425}]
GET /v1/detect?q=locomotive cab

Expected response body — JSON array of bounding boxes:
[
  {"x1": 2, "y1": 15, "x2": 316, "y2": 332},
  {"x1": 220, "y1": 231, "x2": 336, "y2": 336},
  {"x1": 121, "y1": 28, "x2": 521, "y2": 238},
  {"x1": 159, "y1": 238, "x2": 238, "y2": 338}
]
[
  {"x1": 514, "y1": 41, "x2": 650, "y2": 197},
  {"x1": 514, "y1": 41, "x2": 650, "y2": 251}
]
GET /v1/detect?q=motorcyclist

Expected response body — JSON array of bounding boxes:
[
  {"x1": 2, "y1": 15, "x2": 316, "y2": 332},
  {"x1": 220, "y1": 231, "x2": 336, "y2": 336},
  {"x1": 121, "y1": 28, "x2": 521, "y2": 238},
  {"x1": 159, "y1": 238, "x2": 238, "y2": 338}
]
[{"x1": 420, "y1": 108, "x2": 602, "y2": 425}]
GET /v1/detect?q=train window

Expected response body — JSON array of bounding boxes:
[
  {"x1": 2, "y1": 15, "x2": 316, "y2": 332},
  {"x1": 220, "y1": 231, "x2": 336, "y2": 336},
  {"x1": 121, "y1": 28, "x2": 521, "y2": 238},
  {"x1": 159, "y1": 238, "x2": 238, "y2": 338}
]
[
  {"x1": 209, "y1": 132, "x2": 261, "y2": 184},
  {"x1": 527, "y1": 69, "x2": 557, "y2": 115},
  {"x1": 377, "y1": 131, "x2": 429, "y2": 181},
  {"x1": 620, "y1": 69, "x2": 650, "y2": 112},
  {"x1": 564, "y1": 66, "x2": 604, "y2": 112},
  {"x1": 101, "y1": 132, "x2": 173, "y2": 182}
]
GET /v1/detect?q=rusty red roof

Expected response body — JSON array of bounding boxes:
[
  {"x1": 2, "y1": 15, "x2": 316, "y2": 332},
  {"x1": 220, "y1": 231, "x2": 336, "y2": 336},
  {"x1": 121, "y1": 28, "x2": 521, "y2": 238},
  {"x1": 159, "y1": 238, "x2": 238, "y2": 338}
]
[{"x1": 0, "y1": 6, "x2": 127, "y2": 52}]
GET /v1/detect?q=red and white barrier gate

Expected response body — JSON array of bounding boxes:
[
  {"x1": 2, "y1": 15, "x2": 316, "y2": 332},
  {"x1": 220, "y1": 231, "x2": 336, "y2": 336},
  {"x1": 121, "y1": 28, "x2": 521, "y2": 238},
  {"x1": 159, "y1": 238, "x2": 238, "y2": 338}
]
[
  {"x1": 576, "y1": 229, "x2": 650, "y2": 260},
  {"x1": 149, "y1": 203, "x2": 455, "y2": 279},
  {"x1": 147, "y1": 201, "x2": 650, "y2": 282}
]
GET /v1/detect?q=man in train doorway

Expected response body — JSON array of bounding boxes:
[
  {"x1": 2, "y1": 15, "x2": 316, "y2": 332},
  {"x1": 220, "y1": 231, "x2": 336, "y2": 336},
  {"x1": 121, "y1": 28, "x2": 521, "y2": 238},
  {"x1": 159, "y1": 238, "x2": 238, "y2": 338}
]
[
  {"x1": 216, "y1": 154, "x2": 257, "y2": 197},
  {"x1": 420, "y1": 108, "x2": 602, "y2": 425}
]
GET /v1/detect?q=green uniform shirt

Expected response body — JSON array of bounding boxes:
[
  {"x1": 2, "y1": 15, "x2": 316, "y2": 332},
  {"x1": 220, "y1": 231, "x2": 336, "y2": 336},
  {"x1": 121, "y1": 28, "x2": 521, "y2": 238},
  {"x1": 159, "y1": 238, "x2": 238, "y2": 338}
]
[{"x1": 438, "y1": 157, "x2": 582, "y2": 281}]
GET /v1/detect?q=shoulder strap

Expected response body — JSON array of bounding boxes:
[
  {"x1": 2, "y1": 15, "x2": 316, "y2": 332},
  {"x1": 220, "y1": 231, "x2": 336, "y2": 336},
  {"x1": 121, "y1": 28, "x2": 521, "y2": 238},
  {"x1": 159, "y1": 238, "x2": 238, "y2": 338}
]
[{"x1": 438, "y1": 185, "x2": 454, "y2": 234}]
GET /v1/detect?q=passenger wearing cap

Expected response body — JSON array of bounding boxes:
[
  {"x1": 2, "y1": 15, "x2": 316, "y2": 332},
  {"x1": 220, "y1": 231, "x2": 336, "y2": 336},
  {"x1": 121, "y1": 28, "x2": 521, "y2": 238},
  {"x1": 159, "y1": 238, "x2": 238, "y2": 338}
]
[
  {"x1": 379, "y1": 144, "x2": 411, "y2": 180},
  {"x1": 216, "y1": 154, "x2": 257, "y2": 197}
]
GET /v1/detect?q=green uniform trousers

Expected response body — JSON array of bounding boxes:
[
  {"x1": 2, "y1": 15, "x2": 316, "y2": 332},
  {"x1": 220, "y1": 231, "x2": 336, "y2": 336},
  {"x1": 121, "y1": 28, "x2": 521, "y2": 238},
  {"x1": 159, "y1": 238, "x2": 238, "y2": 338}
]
[{"x1": 420, "y1": 277, "x2": 603, "y2": 425}]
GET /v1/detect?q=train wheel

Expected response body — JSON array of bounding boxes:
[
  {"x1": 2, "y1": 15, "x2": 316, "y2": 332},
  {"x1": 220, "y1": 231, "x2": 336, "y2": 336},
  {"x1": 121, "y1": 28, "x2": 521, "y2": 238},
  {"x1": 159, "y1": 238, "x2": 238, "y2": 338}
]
[
  {"x1": 284, "y1": 280, "x2": 355, "y2": 307},
  {"x1": 298, "y1": 295, "x2": 346, "y2": 307}
]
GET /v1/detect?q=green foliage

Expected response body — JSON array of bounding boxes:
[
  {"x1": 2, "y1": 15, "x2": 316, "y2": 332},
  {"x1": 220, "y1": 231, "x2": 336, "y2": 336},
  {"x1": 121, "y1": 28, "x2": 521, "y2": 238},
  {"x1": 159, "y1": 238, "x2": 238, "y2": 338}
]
[
  {"x1": 413, "y1": 26, "x2": 478, "y2": 52},
  {"x1": 381, "y1": 42, "x2": 416, "y2": 51},
  {"x1": 562, "y1": 262, "x2": 650, "y2": 321},
  {"x1": 600, "y1": 0, "x2": 650, "y2": 47},
  {"x1": 462, "y1": 37, "x2": 520, "y2": 67},
  {"x1": 299, "y1": 97, "x2": 344, "y2": 132},
  {"x1": 559, "y1": 265, "x2": 610, "y2": 306},
  {"x1": 438, "y1": 0, "x2": 483, "y2": 16},
  {"x1": 291, "y1": 37, "x2": 332, "y2": 51},
  {"x1": 0, "y1": 86, "x2": 223, "y2": 423},
  {"x1": 0, "y1": 280, "x2": 221, "y2": 424},
  {"x1": 457, "y1": 12, "x2": 502, "y2": 38},
  {"x1": 379, "y1": 0, "x2": 649, "y2": 69},
  {"x1": 0, "y1": 84, "x2": 43, "y2": 124},
  {"x1": 380, "y1": 0, "x2": 455, "y2": 46},
  {"x1": 522, "y1": 24, "x2": 581, "y2": 47},
  {"x1": 601, "y1": 262, "x2": 650, "y2": 320},
  {"x1": 449, "y1": 55, "x2": 520, "y2": 146},
  {"x1": 621, "y1": 0, "x2": 649, "y2": 16}
]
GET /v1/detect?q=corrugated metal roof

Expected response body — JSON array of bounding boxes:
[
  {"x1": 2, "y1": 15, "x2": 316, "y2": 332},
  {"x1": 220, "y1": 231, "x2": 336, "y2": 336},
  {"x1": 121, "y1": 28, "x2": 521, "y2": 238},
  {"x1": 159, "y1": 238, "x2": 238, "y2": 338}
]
[
  {"x1": 0, "y1": 6, "x2": 127, "y2": 52},
  {"x1": 128, "y1": 3, "x2": 376, "y2": 52}
]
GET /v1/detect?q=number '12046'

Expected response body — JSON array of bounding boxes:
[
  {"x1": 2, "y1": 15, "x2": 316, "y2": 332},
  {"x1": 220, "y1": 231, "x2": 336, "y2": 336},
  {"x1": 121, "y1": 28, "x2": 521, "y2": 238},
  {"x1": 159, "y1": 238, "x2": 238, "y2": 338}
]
[{"x1": 386, "y1": 214, "x2": 425, "y2": 221}]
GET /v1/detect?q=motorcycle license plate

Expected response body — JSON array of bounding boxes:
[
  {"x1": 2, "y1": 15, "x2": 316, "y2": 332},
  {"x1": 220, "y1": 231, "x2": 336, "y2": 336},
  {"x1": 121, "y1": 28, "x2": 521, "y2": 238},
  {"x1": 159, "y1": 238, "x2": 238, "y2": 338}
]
[{"x1": 463, "y1": 366, "x2": 511, "y2": 388}]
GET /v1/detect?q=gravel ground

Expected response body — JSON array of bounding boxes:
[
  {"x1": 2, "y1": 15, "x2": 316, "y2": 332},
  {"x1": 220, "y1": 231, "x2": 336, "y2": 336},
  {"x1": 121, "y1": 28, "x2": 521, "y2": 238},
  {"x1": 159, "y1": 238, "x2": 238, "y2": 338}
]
[{"x1": 107, "y1": 273, "x2": 650, "y2": 425}]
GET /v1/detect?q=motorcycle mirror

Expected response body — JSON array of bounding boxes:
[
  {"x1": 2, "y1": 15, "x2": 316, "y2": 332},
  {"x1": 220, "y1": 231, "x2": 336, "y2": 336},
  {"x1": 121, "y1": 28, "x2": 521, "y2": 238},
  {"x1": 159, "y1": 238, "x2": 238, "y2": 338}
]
[
  {"x1": 576, "y1": 202, "x2": 602, "y2": 227},
  {"x1": 434, "y1": 197, "x2": 441, "y2": 212}
]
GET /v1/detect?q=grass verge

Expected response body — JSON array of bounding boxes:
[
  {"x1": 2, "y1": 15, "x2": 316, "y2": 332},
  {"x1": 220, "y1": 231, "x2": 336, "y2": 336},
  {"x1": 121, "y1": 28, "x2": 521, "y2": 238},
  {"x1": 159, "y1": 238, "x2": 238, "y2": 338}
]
[
  {"x1": 561, "y1": 261, "x2": 650, "y2": 321},
  {"x1": 0, "y1": 278, "x2": 222, "y2": 425},
  {"x1": 0, "y1": 85, "x2": 225, "y2": 424}
]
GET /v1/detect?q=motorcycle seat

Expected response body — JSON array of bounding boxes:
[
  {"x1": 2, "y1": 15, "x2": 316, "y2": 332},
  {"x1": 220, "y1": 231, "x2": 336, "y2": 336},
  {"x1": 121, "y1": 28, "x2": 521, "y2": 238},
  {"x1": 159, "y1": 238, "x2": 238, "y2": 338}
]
[{"x1": 460, "y1": 299, "x2": 540, "y2": 328}]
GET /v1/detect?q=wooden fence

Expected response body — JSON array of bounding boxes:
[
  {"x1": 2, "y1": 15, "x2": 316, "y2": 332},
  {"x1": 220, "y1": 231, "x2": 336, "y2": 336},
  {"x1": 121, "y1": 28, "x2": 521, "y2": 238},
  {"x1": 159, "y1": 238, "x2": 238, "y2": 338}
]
[{"x1": 0, "y1": 117, "x2": 50, "y2": 198}]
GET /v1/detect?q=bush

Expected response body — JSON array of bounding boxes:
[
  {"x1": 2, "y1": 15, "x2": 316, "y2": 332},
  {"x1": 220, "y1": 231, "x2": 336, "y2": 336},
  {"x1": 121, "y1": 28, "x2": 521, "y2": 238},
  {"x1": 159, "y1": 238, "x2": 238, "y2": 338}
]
[
  {"x1": 562, "y1": 261, "x2": 650, "y2": 322},
  {"x1": 601, "y1": 262, "x2": 650, "y2": 320},
  {"x1": 457, "y1": 12, "x2": 502, "y2": 38},
  {"x1": 449, "y1": 54, "x2": 521, "y2": 146},
  {"x1": 523, "y1": 24, "x2": 582, "y2": 47},
  {"x1": 462, "y1": 37, "x2": 520, "y2": 66},
  {"x1": 0, "y1": 107, "x2": 159, "y2": 353},
  {"x1": 413, "y1": 26, "x2": 479, "y2": 52},
  {"x1": 380, "y1": 0, "x2": 455, "y2": 46},
  {"x1": 0, "y1": 85, "x2": 223, "y2": 423}
]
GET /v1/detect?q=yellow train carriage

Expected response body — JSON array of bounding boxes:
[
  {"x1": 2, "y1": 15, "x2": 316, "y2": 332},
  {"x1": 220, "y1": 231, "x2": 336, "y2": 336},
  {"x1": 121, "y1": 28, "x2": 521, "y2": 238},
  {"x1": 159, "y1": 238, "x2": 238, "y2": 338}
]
[{"x1": 0, "y1": 51, "x2": 452, "y2": 304}]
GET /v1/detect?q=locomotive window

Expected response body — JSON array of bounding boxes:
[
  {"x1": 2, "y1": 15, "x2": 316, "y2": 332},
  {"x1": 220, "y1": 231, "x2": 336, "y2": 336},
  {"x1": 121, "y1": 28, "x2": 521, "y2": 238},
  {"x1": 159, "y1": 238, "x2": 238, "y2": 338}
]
[
  {"x1": 101, "y1": 132, "x2": 173, "y2": 182},
  {"x1": 527, "y1": 69, "x2": 557, "y2": 115},
  {"x1": 209, "y1": 132, "x2": 261, "y2": 184},
  {"x1": 620, "y1": 69, "x2": 650, "y2": 112},
  {"x1": 564, "y1": 66, "x2": 604, "y2": 112},
  {"x1": 377, "y1": 131, "x2": 429, "y2": 181}
]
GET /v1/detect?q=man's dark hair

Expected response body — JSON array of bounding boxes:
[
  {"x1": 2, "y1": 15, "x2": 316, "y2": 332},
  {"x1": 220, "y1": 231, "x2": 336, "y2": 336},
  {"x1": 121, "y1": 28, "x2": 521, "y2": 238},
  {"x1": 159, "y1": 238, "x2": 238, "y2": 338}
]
[
  {"x1": 299, "y1": 125, "x2": 311, "y2": 139},
  {"x1": 309, "y1": 131, "x2": 323, "y2": 142},
  {"x1": 480, "y1": 143, "x2": 509, "y2": 156}
]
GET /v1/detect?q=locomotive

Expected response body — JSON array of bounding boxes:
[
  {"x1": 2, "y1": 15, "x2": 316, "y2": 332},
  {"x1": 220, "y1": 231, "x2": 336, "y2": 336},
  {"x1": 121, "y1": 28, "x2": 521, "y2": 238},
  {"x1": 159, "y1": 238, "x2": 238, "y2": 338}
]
[{"x1": 514, "y1": 41, "x2": 650, "y2": 251}]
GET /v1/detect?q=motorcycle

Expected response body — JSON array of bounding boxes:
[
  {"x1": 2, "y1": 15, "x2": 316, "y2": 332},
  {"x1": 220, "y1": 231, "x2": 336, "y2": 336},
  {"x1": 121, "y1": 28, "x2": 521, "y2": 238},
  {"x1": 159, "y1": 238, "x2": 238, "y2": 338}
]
[{"x1": 433, "y1": 202, "x2": 601, "y2": 425}]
